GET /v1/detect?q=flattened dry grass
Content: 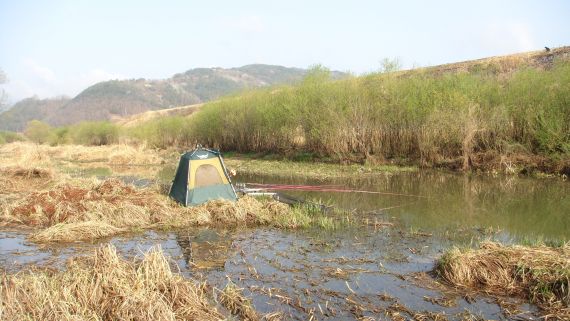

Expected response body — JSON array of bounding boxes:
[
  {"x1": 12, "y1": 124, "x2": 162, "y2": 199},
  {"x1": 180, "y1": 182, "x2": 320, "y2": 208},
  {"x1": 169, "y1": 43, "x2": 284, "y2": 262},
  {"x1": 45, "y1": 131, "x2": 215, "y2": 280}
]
[
  {"x1": 0, "y1": 244, "x2": 226, "y2": 321},
  {"x1": 0, "y1": 179, "x2": 160, "y2": 228},
  {"x1": 436, "y1": 241, "x2": 570, "y2": 318},
  {"x1": 0, "y1": 178, "x2": 319, "y2": 243}
]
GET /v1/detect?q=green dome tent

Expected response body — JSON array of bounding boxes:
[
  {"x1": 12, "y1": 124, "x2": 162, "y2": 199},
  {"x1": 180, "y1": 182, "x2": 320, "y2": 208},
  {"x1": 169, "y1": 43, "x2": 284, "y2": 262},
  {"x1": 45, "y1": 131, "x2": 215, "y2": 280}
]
[{"x1": 169, "y1": 146, "x2": 238, "y2": 206}]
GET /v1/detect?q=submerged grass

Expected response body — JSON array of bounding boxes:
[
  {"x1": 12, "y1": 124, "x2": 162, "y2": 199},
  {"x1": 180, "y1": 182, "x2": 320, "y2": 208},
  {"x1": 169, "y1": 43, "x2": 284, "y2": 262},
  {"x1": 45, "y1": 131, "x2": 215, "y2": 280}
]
[
  {"x1": 0, "y1": 244, "x2": 227, "y2": 320},
  {"x1": 436, "y1": 241, "x2": 570, "y2": 318}
]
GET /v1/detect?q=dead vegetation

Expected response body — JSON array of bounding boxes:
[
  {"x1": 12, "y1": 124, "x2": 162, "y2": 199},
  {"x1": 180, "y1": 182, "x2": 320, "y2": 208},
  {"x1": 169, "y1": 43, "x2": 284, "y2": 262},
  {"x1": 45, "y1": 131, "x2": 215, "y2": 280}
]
[
  {"x1": 0, "y1": 177, "x2": 296, "y2": 243},
  {"x1": 436, "y1": 241, "x2": 570, "y2": 319},
  {"x1": 0, "y1": 244, "x2": 228, "y2": 320},
  {"x1": 0, "y1": 141, "x2": 164, "y2": 166},
  {"x1": 218, "y1": 281, "x2": 260, "y2": 321},
  {"x1": 0, "y1": 166, "x2": 55, "y2": 194}
]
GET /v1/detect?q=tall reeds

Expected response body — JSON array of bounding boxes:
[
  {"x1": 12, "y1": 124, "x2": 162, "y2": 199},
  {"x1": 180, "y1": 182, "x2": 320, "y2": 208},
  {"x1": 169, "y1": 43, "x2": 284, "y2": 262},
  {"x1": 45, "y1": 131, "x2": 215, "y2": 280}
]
[{"x1": 129, "y1": 61, "x2": 570, "y2": 170}]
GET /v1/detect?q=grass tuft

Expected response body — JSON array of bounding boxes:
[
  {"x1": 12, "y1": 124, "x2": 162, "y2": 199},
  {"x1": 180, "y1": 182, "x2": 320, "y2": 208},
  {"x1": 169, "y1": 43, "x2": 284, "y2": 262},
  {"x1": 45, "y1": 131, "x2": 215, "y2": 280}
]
[
  {"x1": 436, "y1": 241, "x2": 570, "y2": 317},
  {"x1": 218, "y1": 281, "x2": 259, "y2": 321}
]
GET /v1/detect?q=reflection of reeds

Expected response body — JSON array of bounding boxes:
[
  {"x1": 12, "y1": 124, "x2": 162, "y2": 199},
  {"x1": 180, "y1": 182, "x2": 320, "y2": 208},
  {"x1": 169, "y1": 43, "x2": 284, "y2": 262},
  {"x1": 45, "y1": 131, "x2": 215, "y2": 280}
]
[
  {"x1": 436, "y1": 241, "x2": 570, "y2": 317},
  {"x1": 0, "y1": 244, "x2": 226, "y2": 320}
]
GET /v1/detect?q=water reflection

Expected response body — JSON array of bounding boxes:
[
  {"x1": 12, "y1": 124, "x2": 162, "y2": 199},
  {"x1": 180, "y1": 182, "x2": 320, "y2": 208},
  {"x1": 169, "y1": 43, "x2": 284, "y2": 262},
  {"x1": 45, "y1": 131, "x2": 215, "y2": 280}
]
[
  {"x1": 236, "y1": 171, "x2": 569, "y2": 241},
  {"x1": 176, "y1": 229, "x2": 233, "y2": 270}
]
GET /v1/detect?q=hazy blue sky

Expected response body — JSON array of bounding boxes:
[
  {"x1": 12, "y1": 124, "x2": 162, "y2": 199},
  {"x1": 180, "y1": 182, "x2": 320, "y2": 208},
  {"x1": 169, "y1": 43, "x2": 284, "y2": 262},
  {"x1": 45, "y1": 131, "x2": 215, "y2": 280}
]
[{"x1": 1, "y1": 0, "x2": 569, "y2": 103}]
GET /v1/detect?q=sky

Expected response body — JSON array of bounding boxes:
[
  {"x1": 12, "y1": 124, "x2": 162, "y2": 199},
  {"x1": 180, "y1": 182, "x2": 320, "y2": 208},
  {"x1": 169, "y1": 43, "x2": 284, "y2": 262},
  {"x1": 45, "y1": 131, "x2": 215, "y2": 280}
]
[{"x1": 1, "y1": 0, "x2": 569, "y2": 103}]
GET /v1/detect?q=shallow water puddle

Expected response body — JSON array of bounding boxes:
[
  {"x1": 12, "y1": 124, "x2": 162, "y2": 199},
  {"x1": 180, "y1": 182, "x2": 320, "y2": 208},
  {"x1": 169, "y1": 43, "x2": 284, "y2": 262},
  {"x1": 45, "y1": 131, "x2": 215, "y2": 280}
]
[{"x1": 1, "y1": 226, "x2": 531, "y2": 320}]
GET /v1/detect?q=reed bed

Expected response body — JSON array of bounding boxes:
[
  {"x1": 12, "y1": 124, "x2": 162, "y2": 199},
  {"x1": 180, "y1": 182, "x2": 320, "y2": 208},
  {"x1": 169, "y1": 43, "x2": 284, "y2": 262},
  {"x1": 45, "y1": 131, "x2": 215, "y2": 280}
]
[
  {"x1": 436, "y1": 241, "x2": 570, "y2": 318},
  {"x1": 0, "y1": 244, "x2": 227, "y2": 320},
  {"x1": 28, "y1": 221, "x2": 125, "y2": 242},
  {"x1": 0, "y1": 178, "x2": 326, "y2": 242}
]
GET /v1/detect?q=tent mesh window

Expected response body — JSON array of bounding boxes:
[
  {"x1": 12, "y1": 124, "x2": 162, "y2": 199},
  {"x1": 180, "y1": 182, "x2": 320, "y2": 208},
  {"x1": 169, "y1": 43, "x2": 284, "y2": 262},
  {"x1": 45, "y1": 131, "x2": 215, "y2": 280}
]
[{"x1": 194, "y1": 164, "x2": 224, "y2": 187}]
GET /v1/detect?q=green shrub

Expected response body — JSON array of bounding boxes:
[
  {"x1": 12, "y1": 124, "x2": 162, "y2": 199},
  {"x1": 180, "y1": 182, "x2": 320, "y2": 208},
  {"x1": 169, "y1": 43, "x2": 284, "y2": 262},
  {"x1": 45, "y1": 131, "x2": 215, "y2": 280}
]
[
  {"x1": 68, "y1": 121, "x2": 119, "y2": 146},
  {"x1": 127, "y1": 116, "x2": 193, "y2": 149},
  {"x1": 24, "y1": 120, "x2": 53, "y2": 144},
  {"x1": 184, "y1": 61, "x2": 570, "y2": 163},
  {"x1": 0, "y1": 131, "x2": 25, "y2": 144}
]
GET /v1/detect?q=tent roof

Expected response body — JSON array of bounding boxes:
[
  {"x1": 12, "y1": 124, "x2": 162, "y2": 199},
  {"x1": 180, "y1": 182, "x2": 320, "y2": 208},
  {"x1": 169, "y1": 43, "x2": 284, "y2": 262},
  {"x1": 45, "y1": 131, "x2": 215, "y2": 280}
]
[{"x1": 181, "y1": 148, "x2": 220, "y2": 161}]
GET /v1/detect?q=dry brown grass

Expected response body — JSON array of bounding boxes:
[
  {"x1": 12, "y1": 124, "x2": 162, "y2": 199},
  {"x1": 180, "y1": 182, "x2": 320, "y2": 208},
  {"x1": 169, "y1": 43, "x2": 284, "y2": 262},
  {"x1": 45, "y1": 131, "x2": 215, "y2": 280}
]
[
  {"x1": 0, "y1": 178, "x2": 295, "y2": 243},
  {"x1": 0, "y1": 244, "x2": 226, "y2": 320},
  {"x1": 28, "y1": 221, "x2": 125, "y2": 242},
  {"x1": 436, "y1": 241, "x2": 570, "y2": 318},
  {"x1": 0, "y1": 166, "x2": 55, "y2": 195}
]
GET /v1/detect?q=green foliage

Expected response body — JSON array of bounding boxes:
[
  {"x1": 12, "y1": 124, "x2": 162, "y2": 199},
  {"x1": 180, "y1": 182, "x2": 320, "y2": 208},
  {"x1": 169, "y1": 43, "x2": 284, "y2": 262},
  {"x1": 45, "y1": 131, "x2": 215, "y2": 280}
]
[
  {"x1": 183, "y1": 60, "x2": 570, "y2": 164},
  {"x1": 0, "y1": 131, "x2": 25, "y2": 144},
  {"x1": 48, "y1": 127, "x2": 70, "y2": 145},
  {"x1": 127, "y1": 116, "x2": 193, "y2": 148},
  {"x1": 24, "y1": 120, "x2": 53, "y2": 144}
]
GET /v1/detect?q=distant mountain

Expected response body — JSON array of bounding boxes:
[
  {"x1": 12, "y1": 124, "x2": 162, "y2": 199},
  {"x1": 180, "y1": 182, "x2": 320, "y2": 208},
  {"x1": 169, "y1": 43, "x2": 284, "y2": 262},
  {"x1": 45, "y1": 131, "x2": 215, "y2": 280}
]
[
  {"x1": 1, "y1": 64, "x2": 334, "y2": 130},
  {"x1": 0, "y1": 97, "x2": 70, "y2": 131}
]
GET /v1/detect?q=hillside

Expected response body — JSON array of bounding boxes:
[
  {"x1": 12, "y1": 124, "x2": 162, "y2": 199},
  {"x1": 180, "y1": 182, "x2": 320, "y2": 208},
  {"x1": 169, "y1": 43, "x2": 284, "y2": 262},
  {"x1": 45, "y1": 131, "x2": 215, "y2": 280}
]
[
  {"x1": 114, "y1": 103, "x2": 203, "y2": 127},
  {"x1": 0, "y1": 97, "x2": 70, "y2": 131},
  {"x1": 0, "y1": 64, "x2": 323, "y2": 130},
  {"x1": 415, "y1": 46, "x2": 570, "y2": 75}
]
